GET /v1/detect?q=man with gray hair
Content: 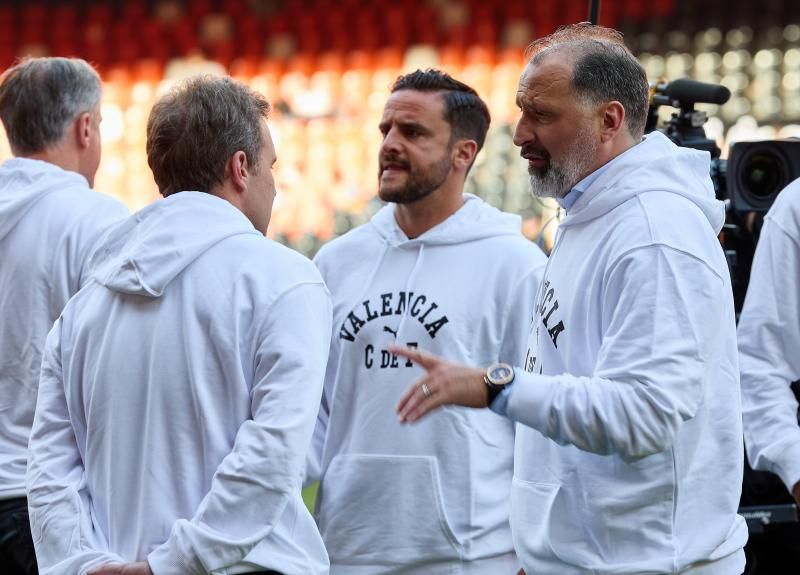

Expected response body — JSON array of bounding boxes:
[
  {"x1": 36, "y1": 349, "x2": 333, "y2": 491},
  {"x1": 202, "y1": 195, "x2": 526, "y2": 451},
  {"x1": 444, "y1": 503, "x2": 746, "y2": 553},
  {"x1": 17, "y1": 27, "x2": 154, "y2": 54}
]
[
  {"x1": 393, "y1": 23, "x2": 747, "y2": 574},
  {"x1": 0, "y1": 57, "x2": 128, "y2": 575},
  {"x1": 27, "y1": 75, "x2": 331, "y2": 575}
]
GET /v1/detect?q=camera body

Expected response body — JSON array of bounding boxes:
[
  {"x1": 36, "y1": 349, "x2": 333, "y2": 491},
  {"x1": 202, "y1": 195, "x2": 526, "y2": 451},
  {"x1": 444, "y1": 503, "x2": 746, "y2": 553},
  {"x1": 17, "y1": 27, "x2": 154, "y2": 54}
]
[
  {"x1": 728, "y1": 139, "x2": 800, "y2": 212},
  {"x1": 649, "y1": 78, "x2": 800, "y2": 214}
]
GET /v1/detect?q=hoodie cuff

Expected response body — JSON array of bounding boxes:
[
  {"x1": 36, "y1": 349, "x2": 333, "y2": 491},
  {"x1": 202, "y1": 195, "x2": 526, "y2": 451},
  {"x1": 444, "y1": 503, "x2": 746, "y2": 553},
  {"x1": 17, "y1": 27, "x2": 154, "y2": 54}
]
[
  {"x1": 147, "y1": 534, "x2": 201, "y2": 575},
  {"x1": 504, "y1": 371, "x2": 554, "y2": 432},
  {"x1": 147, "y1": 547, "x2": 183, "y2": 575},
  {"x1": 771, "y1": 442, "x2": 800, "y2": 496}
]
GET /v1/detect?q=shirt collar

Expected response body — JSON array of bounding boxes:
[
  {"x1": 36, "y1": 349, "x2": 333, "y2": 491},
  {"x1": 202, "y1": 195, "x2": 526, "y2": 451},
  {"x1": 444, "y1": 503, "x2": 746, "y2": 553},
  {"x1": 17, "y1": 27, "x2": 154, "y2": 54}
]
[
  {"x1": 556, "y1": 159, "x2": 613, "y2": 213},
  {"x1": 556, "y1": 140, "x2": 647, "y2": 214}
]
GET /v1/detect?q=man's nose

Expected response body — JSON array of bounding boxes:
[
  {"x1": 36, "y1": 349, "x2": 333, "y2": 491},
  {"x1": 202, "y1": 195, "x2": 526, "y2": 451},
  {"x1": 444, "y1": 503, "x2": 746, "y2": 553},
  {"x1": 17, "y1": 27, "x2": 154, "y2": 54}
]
[
  {"x1": 513, "y1": 118, "x2": 535, "y2": 148},
  {"x1": 380, "y1": 126, "x2": 402, "y2": 155}
]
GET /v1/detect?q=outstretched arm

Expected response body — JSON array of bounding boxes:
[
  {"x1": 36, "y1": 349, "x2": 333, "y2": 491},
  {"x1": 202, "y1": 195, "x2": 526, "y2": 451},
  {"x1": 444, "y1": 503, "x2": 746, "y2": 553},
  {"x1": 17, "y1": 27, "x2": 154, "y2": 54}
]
[{"x1": 396, "y1": 245, "x2": 729, "y2": 462}]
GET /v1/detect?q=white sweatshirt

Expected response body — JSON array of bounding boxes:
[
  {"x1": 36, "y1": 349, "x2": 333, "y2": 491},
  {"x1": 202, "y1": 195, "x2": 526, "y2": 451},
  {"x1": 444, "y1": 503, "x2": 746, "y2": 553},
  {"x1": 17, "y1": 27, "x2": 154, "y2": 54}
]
[
  {"x1": 0, "y1": 157, "x2": 127, "y2": 500},
  {"x1": 27, "y1": 192, "x2": 332, "y2": 575},
  {"x1": 310, "y1": 194, "x2": 546, "y2": 574},
  {"x1": 505, "y1": 132, "x2": 748, "y2": 574},
  {"x1": 738, "y1": 177, "x2": 800, "y2": 494}
]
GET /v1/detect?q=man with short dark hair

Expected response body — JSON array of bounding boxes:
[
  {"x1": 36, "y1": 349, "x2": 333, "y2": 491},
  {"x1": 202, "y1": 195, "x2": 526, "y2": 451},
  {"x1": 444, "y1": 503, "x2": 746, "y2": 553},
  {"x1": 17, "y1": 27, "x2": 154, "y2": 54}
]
[
  {"x1": 394, "y1": 25, "x2": 747, "y2": 574},
  {"x1": 308, "y1": 69, "x2": 546, "y2": 574},
  {"x1": 26, "y1": 75, "x2": 332, "y2": 575},
  {"x1": 0, "y1": 57, "x2": 128, "y2": 575}
]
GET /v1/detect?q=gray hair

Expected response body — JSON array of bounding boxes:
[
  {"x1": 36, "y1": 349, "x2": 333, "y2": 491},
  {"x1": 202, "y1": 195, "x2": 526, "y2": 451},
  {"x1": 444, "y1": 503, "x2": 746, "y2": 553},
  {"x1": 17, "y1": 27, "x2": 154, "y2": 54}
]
[
  {"x1": 0, "y1": 57, "x2": 102, "y2": 155},
  {"x1": 146, "y1": 75, "x2": 271, "y2": 197},
  {"x1": 527, "y1": 23, "x2": 650, "y2": 140}
]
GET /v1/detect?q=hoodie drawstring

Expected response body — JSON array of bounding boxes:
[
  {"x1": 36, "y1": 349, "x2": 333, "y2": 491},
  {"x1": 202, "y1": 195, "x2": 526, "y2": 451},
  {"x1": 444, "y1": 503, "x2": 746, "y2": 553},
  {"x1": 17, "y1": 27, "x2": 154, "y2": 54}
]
[{"x1": 394, "y1": 243, "x2": 425, "y2": 341}]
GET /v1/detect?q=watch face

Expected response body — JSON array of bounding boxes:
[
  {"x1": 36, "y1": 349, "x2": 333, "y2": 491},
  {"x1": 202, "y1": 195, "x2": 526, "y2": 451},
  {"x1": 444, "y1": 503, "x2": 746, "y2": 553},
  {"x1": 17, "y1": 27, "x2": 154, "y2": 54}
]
[{"x1": 488, "y1": 363, "x2": 514, "y2": 385}]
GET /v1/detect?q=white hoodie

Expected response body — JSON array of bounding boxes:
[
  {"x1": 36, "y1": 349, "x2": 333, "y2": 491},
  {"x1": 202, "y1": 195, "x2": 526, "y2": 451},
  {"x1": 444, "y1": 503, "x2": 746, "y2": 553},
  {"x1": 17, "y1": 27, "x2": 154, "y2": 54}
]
[
  {"x1": 738, "y1": 177, "x2": 800, "y2": 494},
  {"x1": 0, "y1": 157, "x2": 127, "y2": 500},
  {"x1": 504, "y1": 132, "x2": 748, "y2": 574},
  {"x1": 310, "y1": 194, "x2": 546, "y2": 574},
  {"x1": 27, "y1": 192, "x2": 332, "y2": 575}
]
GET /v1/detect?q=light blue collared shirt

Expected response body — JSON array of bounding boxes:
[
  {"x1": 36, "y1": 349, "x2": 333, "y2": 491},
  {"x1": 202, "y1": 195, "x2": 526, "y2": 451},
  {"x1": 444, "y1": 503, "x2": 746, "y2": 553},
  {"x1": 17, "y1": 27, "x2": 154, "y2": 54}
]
[{"x1": 555, "y1": 159, "x2": 614, "y2": 214}]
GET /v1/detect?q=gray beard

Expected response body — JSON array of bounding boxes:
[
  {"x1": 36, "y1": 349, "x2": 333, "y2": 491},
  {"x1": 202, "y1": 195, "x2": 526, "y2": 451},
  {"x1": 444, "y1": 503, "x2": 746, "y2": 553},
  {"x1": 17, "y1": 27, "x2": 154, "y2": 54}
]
[
  {"x1": 528, "y1": 129, "x2": 598, "y2": 200},
  {"x1": 528, "y1": 166, "x2": 575, "y2": 200}
]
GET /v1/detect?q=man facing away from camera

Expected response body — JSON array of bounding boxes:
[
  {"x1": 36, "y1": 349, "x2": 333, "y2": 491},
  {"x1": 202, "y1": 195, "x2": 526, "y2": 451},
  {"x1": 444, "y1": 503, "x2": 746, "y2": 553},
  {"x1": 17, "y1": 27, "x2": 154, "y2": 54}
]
[
  {"x1": 26, "y1": 76, "x2": 332, "y2": 575},
  {"x1": 392, "y1": 24, "x2": 748, "y2": 575},
  {"x1": 0, "y1": 57, "x2": 128, "y2": 575},
  {"x1": 307, "y1": 69, "x2": 546, "y2": 574}
]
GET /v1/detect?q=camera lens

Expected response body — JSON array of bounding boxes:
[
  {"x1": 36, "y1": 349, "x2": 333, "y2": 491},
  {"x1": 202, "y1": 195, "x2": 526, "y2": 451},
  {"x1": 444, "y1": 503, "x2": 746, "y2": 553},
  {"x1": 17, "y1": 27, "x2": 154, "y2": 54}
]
[
  {"x1": 743, "y1": 153, "x2": 784, "y2": 199},
  {"x1": 729, "y1": 139, "x2": 800, "y2": 213}
]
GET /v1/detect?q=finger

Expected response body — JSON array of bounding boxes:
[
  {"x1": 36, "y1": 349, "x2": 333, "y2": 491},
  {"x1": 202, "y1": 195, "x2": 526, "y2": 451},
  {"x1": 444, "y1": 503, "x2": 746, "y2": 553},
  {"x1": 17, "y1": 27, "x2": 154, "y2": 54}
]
[
  {"x1": 388, "y1": 345, "x2": 439, "y2": 370},
  {"x1": 397, "y1": 378, "x2": 441, "y2": 423},
  {"x1": 401, "y1": 389, "x2": 443, "y2": 423},
  {"x1": 87, "y1": 567, "x2": 122, "y2": 575},
  {"x1": 396, "y1": 378, "x2": 428, "y2": 418}
]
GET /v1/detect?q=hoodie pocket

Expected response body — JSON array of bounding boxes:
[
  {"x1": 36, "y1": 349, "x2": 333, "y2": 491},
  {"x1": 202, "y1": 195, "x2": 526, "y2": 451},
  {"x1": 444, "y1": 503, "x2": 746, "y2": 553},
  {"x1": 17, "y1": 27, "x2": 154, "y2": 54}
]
[
  {"x1": 318, "y1": 453, "x2": 462, "y2": 565},
  {"x1": 509, "y1": 477, "x2": 560, "y2": 565}
]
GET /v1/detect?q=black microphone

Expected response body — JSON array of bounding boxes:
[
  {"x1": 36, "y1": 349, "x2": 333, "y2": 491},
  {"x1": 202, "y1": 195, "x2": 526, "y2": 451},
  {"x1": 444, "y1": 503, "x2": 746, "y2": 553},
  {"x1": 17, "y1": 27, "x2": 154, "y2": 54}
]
[{"x1": 662, "y1": 78, "x2": 731, "y2": 106}]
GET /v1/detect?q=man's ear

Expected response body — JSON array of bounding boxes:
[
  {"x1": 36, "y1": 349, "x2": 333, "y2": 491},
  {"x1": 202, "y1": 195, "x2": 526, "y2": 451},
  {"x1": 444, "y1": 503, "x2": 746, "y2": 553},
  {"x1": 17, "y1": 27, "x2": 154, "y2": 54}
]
[
  {"x1": 75, "y1": 112, "x2": 93, "y2": 150},
  {"x1": 452, "y1": 139, "x2": 478, "y2": 171},
  {"x1": 227, "y1": 151, "x2": 249, "y2": 193},
  {"x1": 599, "y1": 101, "x2": 626, "y2": 143}
]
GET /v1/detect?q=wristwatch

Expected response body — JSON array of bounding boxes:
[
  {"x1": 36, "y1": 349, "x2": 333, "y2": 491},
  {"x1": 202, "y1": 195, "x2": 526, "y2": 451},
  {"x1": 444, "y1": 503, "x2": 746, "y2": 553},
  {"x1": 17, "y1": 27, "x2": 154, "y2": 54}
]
[{"x1": 484, "y1": 362, "x2": 515, "y2": 405}]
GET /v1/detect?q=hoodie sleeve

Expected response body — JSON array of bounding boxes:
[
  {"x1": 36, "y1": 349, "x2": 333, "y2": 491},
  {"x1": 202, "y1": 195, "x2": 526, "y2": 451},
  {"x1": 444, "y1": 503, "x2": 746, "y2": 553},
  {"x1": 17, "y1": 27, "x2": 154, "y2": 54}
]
[
  {"x1": 305, "y1": 335, "x2": 337, "y2": 486},
  {"x1": 305, "y1": 250, "x2": 333, "y2": 485},
  {"x1": 738, "y1": 208, "x2": 800, "y2": 492},
  {"x1": 147, "y1": 281, "x2": 332, "y2": 574},
  {"x1": 506, "y1": 244, "x2": 729, "y2": 461},
  {"x1": 26, "y1": 319, "x2": 126, "y2": 575}
]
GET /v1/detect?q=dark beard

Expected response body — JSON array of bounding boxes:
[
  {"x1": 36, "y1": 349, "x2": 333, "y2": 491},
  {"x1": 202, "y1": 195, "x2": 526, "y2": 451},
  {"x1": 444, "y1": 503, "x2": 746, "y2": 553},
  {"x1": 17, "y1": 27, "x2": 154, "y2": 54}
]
[{"x1": 378, "y1": 153, "x2": 451, "y2": 204}]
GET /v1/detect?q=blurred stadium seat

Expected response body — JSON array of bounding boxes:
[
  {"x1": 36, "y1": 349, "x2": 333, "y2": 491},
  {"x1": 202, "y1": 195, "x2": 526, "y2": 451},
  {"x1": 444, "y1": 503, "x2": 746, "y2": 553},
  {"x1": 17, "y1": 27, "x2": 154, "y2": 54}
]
[{"x1": 0, "y1": 0, "x2": 798, "y2": 254}]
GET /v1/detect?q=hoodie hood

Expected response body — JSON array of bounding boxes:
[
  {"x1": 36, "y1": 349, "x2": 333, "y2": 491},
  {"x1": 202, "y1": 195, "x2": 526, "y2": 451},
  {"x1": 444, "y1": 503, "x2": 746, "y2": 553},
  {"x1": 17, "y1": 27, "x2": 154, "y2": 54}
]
[
  {"x1": 91, "y1": 191, "x2": 260, "y2": 297},
  {"x1": 0, "y1": 158, "x2": 90, "y2": 240},
  {"x1": 560, "y1": 131, "x2": 725, "y2": 234},
  {"x1": 368, "y1": 193, "x2": 524, "y2": 247}
]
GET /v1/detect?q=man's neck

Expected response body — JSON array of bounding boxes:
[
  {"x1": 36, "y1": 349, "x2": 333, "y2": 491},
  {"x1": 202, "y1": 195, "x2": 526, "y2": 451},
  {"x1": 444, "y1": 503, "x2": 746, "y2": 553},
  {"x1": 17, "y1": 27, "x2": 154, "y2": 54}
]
[
  {"x1": 394, "y1": 189, "x2": 465, "y2": 239},
  {"x1": 23, "y1": 145, "x2": 79, "y2": 175}
]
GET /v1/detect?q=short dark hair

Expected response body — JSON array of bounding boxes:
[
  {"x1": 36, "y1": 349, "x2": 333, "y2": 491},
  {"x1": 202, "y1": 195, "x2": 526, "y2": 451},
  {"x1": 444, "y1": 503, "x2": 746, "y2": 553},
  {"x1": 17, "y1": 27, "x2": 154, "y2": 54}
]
[
  {"x1": 0, "y1": 57, "x2": 101, "y2": 155},
  {"x1": 526, "y1": 23, "x2": 649, "y2": 140},
  {"x1": 391, "y1": 69, "x2": 491, "y2": 154},
  {"x1": 146, "y1": 75, "x2": 270, "y2": 197}
]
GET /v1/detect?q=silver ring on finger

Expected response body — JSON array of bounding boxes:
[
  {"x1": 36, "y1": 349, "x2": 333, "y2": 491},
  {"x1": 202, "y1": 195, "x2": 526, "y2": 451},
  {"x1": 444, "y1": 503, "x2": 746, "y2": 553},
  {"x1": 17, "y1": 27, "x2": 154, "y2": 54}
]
[{"x1": 421, "y1": 382, "x2": 432, "y2": 399}]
